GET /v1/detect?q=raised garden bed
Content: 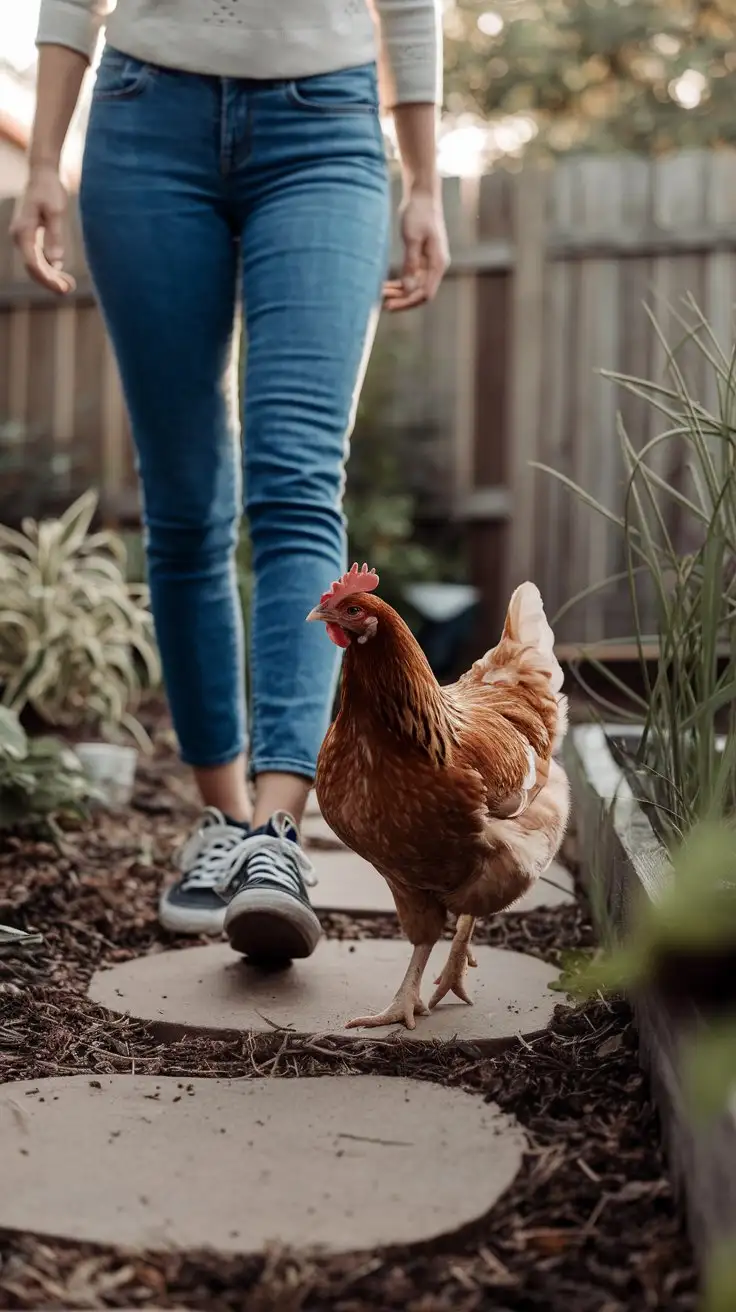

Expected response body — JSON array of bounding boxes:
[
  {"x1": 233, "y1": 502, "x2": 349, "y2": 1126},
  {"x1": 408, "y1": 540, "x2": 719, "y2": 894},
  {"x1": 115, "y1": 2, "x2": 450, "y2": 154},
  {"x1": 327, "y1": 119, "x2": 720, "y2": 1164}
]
[{"x1": 566, "y1": 723, "x2": 736, "y2": 1266}]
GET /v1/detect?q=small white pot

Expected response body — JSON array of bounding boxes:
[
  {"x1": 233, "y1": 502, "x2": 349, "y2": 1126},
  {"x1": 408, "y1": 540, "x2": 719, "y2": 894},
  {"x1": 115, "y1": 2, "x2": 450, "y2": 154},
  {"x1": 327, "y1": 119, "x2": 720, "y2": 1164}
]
[{"x1": 75, "y1": 742, "x2": 138, "y2": 810}]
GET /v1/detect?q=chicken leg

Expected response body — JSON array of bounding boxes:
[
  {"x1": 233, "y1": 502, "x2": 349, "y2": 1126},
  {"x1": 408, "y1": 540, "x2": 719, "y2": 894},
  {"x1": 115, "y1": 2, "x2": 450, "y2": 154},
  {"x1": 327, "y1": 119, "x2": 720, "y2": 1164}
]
[
  {"x1": 345, "y1": 944, "x2": 434, "y2": 1030},
  {"x1": 429, "y1": 915, "x2": 477, "y2": 1009}
]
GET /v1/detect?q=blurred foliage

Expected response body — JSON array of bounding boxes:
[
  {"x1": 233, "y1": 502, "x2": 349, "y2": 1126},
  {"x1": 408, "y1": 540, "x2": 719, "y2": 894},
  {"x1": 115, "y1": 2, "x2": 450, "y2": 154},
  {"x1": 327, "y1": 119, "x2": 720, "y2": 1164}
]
[
  {"x1": 345, "y1": 329, "x2": 462, "y2": 622},
  {"x1": 567, "y1": 818, "x2": 736, "y2": 1309},
  {"x1": 540, "y1": 300, "x2": 736, "y2": 838},
  {"x1": 574, "y1": 821, "x2": 736, "y2": 1010},
  {"x1": 0, "y1": 705, "x2": 94, "y2": 831},
  {"x1": 445, "y1": 0, "x2": 736, "y2": 154},
  {"x1": 703, "y1": 1240, "x2": 736, "y2": 1312},
  {"x1": 0, "y1": 491, "x2": 160, "y2": 749}
]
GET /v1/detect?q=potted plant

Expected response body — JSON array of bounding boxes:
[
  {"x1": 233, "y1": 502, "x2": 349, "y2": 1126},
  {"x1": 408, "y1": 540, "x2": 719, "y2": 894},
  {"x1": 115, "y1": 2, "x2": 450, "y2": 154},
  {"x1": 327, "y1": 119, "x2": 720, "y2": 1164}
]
[{"x1": 0, "y1": 490, "x2": 160, "y2": 806}]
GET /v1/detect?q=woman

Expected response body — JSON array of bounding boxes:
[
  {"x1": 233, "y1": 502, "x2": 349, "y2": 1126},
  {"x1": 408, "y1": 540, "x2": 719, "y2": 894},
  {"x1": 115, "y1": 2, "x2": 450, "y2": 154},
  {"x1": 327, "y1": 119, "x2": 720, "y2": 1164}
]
[{"x1": 12, "y1": 0, "x2": 448, "y2": 966}]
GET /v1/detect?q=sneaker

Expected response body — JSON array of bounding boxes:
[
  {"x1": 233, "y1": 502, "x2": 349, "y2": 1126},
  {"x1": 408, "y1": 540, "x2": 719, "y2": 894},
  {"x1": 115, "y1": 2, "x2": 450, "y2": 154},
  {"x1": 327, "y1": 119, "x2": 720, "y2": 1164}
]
[
  {"x1": 158, "y1": 807, "x2": 252, "y2": 935},
  {"x1": 218, "y1": 811, "x2": 322, "y2": 963}
]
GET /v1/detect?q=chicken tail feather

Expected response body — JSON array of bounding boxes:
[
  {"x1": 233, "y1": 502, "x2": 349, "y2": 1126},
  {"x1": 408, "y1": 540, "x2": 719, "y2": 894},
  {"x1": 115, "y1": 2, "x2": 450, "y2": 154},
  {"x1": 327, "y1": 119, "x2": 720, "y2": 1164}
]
[
  {"x1": 470, "y1": 581, "x2": 564, "y2": 696},
  {"x1": 504, "y1": 582, "x2": 564, "y2": 693}
]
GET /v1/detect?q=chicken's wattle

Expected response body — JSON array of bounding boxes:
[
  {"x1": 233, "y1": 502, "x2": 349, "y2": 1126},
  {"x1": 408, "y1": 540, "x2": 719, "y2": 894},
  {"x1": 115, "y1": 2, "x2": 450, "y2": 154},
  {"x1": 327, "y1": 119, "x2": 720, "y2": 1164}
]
[{"x1": 326, "y1": 622, "x2": 351, "y2": 649}]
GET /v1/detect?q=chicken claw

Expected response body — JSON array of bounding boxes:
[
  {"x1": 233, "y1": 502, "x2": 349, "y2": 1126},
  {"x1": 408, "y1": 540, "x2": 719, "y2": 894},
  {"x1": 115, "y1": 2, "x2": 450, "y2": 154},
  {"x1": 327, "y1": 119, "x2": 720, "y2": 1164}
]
[
  {"x1": 345, "y1": 990, "x2": 430, "y2": 1031},
  {"x1": 429, "y1": 954, "x2": 474, "y2": 1009},
  {"x1": 430, "y1": 915, "x2": 477, "y2": 1010},
  {"x1": 345, "y1": 942, "x2": 434, "y2": 1031}
]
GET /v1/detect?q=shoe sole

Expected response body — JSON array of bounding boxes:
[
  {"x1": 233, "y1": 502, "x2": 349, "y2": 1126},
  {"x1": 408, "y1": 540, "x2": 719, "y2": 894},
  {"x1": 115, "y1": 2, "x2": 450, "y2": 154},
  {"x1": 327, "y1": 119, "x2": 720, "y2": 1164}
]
[
  {"x1": 224, "y1": 887, "x2": 321, "y2": 962},
  {"x1": 158, "y1": 896, "x2": 226, "y2": 936}
]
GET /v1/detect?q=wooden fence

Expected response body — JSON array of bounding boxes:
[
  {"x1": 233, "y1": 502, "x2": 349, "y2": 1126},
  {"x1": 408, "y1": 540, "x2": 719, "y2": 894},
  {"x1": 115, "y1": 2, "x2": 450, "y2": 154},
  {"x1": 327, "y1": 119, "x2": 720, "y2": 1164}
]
[{"x1": 2, "y1": 150, "x2": 736, "y2": 646}]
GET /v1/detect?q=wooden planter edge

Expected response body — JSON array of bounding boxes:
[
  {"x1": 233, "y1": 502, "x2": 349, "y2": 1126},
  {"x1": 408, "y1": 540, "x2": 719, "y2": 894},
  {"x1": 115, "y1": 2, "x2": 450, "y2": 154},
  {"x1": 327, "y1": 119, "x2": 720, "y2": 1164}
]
[{"x1": 564, "y1": 724, "x2": 736, "y2": 1265}]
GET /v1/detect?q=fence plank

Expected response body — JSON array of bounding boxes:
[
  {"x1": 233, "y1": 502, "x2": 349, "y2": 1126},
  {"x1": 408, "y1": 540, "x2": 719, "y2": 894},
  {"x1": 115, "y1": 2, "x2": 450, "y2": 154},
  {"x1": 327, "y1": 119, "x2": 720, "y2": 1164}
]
[{"x1": 506, "y1": 166, "x2": 548, "y2": 595}]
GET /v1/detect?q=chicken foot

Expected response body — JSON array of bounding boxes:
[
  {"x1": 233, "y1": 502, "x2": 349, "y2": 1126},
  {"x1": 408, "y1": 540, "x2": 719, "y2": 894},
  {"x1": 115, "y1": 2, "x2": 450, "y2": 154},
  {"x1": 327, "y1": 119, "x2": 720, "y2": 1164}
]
[
  {"x1": 345, "y1": 944, "x2": 434, "y2": 1031},
  {"x1": 429, "y1": 915, "x2": 477, "y2": 1009}
]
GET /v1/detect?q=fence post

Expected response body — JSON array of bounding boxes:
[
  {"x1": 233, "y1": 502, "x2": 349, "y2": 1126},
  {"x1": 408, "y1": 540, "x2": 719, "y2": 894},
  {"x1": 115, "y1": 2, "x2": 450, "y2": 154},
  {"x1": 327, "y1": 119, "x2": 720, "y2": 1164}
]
[
  {"x1": 450, "y1": 174, "x2": 480, "y2": 515},
  {"x1": 506, "y1": 166, "x2": 548, "y2": 594}
]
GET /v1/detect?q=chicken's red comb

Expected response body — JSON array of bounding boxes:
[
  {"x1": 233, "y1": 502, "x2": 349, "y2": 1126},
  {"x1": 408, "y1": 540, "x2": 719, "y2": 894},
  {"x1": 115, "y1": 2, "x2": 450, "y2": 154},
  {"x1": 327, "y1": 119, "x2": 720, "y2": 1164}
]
[{"x1": 320, "y1": 562, "x2": 379, "y2": 606}]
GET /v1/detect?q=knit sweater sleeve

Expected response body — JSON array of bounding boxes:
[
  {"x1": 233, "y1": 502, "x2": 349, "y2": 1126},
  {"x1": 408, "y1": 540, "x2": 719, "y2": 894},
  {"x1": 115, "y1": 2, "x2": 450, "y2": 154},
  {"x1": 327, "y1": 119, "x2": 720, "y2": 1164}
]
[
  {"x1": 372, "y1": 0, "x2": 442, "y2": 107},
  {"x1": 36, "y1": 0, "x2": 105, "y2": 60}
]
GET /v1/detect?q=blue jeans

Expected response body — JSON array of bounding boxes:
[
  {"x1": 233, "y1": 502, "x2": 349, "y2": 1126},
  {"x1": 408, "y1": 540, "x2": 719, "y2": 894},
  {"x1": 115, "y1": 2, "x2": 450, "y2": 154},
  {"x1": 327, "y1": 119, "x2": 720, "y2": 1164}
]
[{"x1": 80, "y1": 49, "x2": 389, "y2": 777}]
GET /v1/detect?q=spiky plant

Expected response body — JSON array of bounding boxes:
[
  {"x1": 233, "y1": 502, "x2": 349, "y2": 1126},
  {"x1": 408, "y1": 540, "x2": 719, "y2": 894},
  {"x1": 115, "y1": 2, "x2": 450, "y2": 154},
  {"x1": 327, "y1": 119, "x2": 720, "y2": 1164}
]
[
  {"x1": 0, "y1": 491, "x2": 160, "y2": 748},
  {"x1": 539, "y1": 299, "x2": 736, "y2": 840},
  {"x1": 0, "y1": 705, "x2": 94, "y2": 830}
]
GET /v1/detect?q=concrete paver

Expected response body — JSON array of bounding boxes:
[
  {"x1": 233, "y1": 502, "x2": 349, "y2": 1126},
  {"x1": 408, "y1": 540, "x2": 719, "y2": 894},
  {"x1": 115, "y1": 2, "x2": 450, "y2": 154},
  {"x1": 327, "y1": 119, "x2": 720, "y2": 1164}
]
[
  {"x1": 89, "y1": 940, "x2": 557, "y2": 1046},
  {"x1": 0, "y1": 1076, "x2": 525, "y2": 1254}
]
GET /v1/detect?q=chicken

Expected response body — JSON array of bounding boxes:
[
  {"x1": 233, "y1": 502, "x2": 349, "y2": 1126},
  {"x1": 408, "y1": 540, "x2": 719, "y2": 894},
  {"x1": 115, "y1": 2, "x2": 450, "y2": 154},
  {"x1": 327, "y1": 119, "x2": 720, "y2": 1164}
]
[{"x1": 307, "y1": 563, "x2": 571, "y2": 1030}]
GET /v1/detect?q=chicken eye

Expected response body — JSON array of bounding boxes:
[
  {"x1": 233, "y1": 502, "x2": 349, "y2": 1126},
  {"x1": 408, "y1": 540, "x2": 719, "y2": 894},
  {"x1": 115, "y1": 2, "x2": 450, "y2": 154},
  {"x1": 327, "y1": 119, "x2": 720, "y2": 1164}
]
[{"x1": 345, "y1": 605, "x2": 362, "y2": 616}]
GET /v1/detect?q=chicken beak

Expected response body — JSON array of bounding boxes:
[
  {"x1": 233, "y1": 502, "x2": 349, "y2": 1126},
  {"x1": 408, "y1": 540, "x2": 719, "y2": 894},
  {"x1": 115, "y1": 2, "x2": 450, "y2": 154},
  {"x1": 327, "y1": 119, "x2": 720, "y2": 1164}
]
[{"x1": 306, "y1": 605, "x2": 326, "y2": 623}]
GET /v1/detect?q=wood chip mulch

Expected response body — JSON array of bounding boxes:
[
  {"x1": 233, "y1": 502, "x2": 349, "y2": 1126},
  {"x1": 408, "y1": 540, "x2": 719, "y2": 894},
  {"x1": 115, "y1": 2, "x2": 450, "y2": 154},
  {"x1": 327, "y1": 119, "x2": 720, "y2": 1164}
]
[{"x1": 0, "y1": 715, "x2": 697, "y2": 1311}]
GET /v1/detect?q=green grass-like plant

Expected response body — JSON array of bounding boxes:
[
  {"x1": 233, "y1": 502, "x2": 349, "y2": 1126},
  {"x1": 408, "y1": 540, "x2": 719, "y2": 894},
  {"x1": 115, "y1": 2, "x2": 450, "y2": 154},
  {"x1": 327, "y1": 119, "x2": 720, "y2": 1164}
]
[{"x1": 537, "y1": 299, "x2": 736, "y2": 839}]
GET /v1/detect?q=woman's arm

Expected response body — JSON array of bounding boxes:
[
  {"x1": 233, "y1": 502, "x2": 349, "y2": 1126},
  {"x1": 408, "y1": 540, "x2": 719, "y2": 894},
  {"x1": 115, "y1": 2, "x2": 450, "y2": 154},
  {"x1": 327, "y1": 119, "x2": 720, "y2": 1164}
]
[
  {"x1": 28, "y1": 45, "x2": 88, "y2": 176},
  {"x1": 387, "y1": 103, "x2": 447, "y2": 309},
  {"x1": 11, "y1": 0, "x2": 103, "y2": 295},
  {"x1": 10, "y1": 46, "x2": 88, "y2": 294},
  {"x1": 373, "y1": 0, "x2": 448, "y2": 311}
]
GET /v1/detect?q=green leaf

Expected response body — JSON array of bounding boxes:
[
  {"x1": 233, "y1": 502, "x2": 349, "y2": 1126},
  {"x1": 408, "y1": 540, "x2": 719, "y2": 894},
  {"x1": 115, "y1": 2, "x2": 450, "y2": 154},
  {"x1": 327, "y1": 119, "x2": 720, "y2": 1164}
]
[
  {"x1": 682, "y1": 1019, "x2": 736, "y2": 1125},
  {"x1": 548, "y1": 947, "x2": 597, "y2": 994},
  {"x1": 0, "y1": 707, "x2": 28, "y2": 761},
  {"x1": 703, "y1": 1240, "x2": 736, "y2": 1312},
  {"x1": 0, "y1": 491, "x2": 160, "y2": 740}
]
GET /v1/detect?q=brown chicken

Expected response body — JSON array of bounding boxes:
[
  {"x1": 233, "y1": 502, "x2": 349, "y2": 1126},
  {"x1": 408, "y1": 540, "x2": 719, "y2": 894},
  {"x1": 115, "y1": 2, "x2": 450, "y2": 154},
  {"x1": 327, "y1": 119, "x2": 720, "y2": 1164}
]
[{"x1": 307, "y1": 563, "x2": 570, "y2": 1030}]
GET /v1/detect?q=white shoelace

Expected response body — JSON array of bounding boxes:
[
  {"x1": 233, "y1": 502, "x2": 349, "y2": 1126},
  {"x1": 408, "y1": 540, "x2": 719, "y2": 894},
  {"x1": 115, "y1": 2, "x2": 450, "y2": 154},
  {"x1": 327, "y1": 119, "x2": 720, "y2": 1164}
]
[
  {"x1": 216, "y1": 832, "x2": 317, "y2": 900},
  {"x1": 177, "y1": 807, "x2": 317, "y2": 896},
  {"x1": 177, "y1": 808, "x2": 253, "y2": 892}
]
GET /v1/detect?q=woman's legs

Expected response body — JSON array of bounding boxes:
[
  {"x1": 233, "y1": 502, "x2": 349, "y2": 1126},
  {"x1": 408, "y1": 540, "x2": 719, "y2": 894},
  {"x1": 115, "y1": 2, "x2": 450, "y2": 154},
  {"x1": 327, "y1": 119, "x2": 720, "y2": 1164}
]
[
  {"x1": 237, "y1": 67, "x2": 389, "y2": 831},
  {"x1": 79, "y1": 61, "x2": 251, "y2": 827},
  {"x1": 79, "y1": 55, "x2": 388, "y2": 955}
]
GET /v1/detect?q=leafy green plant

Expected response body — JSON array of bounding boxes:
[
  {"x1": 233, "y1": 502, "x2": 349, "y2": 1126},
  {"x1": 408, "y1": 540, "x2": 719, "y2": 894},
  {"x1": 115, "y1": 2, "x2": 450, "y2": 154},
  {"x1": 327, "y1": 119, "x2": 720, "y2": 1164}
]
[
  {"x1": 574, "y1": 821, "x2": 736, "y2": 1003},
  {"x1": 538, "y1": 299, "x2": 736, "y2": 839},
  {"x1": 0, "y1": 705, "x2": 94, "y2": 830},
  {"x1": 445, "y1": 0, "x2": 736, "y2": 156},
  {"x1": 0, "y1": 491, "x2": 160, "y2": 748},
  {"x1": 702, "y1": 1240, "x2": 736, "y2": 1312}
]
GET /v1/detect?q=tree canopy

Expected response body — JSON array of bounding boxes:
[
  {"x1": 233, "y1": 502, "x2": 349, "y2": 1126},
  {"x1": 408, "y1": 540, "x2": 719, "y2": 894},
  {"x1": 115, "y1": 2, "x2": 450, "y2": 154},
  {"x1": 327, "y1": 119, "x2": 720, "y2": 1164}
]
[{"x1": 444, "y1": 0, "x2": 736, "y2": 154}]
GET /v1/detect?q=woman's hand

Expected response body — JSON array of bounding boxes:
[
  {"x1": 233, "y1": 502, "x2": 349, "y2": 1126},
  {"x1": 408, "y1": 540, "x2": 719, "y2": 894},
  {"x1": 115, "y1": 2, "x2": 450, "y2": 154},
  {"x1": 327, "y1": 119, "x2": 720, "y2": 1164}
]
[
  {"x1": 10, "y1": 165, "x2": 76, "y2": 295},
  {"x1": 383, "y1": 186, "x2": 449, "y2": 313}
]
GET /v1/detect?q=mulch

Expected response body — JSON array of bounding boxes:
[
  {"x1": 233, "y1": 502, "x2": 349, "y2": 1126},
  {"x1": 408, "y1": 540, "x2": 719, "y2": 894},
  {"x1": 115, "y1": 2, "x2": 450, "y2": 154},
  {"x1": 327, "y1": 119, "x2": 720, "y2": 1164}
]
[{"x1": 0, "y1": 709, "x2": 698, "y2": 1311}]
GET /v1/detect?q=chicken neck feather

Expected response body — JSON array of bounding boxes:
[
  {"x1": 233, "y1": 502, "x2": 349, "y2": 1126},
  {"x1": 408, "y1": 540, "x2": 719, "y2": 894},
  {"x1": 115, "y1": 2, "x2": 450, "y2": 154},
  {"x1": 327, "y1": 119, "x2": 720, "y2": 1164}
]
[{"x1": 339, "y1": 606, "x2": 457, "y2": 767}]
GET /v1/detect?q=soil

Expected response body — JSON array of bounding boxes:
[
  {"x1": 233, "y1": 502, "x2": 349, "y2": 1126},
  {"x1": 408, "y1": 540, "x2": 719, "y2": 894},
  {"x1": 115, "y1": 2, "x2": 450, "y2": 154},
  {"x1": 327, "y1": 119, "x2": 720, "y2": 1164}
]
[{"x1": 0, "y1": 706, "x2": 698, "y2": 1311}]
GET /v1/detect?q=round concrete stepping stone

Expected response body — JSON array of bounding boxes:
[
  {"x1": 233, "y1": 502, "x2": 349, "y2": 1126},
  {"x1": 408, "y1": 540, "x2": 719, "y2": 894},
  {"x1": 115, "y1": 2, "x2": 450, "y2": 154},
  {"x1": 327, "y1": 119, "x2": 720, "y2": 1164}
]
[
  {"x1": 309, "y1": 848, "x2": 575, "y2": 915},
  {"x1": 303, "y1": 810, "x2": 345, "y2": 848},
  {"x1": 89, "y1": 940, "x2": 557, "y2": 1046},
  {"x1": 0, "y1": 1076, "x2": 525, "y2": 1254}
]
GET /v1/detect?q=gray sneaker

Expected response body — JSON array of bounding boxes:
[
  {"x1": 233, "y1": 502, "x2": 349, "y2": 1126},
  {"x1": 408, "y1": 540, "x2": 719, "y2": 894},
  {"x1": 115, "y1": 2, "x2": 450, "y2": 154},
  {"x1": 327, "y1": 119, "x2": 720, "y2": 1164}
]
[
  {"x1": 158, "y1": 808, "x2": 252, "y2": 936},
  {"x1": 218, "y1": 811, "x2": 322, "y2": 964}
]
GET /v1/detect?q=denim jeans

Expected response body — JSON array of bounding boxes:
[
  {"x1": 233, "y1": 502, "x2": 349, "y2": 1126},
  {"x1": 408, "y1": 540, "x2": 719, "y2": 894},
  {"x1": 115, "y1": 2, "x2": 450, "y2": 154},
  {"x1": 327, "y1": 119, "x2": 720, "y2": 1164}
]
[{"x1": 80, "y1": 49, "x2": 390, "y2": 777}]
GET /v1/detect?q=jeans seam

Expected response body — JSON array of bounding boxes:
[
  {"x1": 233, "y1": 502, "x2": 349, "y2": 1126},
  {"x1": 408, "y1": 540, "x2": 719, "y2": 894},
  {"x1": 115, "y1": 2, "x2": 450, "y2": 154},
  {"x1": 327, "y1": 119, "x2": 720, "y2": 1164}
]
[{"x1": 284, "y1": 83, "x2": 379, "y2": 115}]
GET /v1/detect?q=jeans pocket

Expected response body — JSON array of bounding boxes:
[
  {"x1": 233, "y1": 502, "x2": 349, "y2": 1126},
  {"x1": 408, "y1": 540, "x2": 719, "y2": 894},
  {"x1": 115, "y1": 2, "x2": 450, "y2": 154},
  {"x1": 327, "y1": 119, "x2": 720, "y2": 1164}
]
[
  {"x1": 285, "y1": 62, "x2": 379, "y2": 115},
  {"x1": 93, "y1": 47, "x2": 156, "y2": 101}
]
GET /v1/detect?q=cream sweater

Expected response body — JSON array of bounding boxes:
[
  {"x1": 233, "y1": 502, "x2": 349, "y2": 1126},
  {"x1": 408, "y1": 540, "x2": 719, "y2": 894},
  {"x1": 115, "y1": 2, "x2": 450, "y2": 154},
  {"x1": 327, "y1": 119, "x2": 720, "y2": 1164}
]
[{"x1": 36, "y1": 0, "x2": 442, "y2": 107}]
